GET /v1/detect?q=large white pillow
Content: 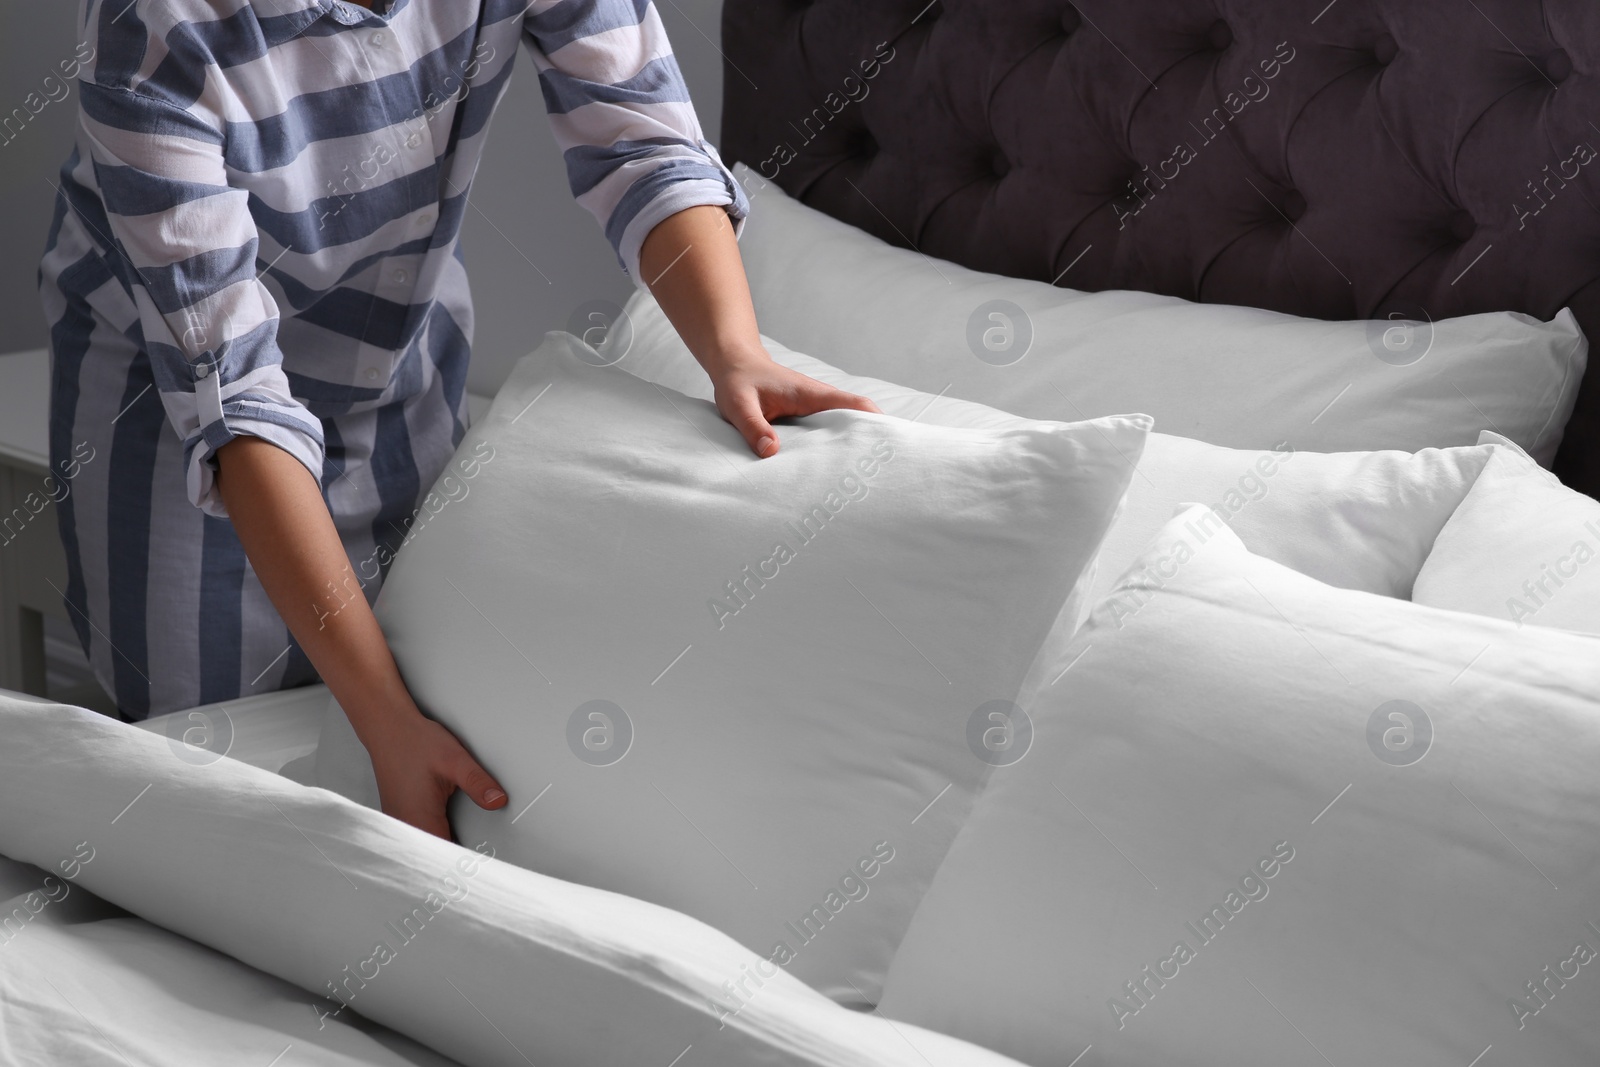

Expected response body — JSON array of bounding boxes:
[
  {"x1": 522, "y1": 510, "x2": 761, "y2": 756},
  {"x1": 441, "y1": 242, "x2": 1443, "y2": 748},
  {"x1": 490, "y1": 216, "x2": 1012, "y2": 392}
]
[
  {"x1": 1414, "y1": 432, "x2": 1600, "y2": 634},
  {"x1": 0, "y1": 696, "x2": 1031, "y2": 1067},
  {"x1": 724, "y1": 162, "x2": 1585, "y2": 463},
  {"x1": 608, "y1": 290, "x2": 1501, "y2": 611},
  {"x1": 318, "y1": 330, "x2": 1149, "y2": 1006},
  {"x1": 877, "y1": 510, "x2": 1600, "y2": 1066}
]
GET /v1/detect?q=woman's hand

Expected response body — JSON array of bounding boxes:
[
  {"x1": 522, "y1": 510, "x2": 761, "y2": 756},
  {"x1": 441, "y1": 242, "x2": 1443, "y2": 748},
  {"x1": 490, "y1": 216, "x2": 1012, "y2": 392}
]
[
  {"x1": 217, "y1": 436, "x2": 507, "y2": 842},
  {"x1": 636, "y1": 204, "x2": 881, "y2": 457},
  {"x1": 709, "y1": 351, "x2": 883, "y2": 458},
  {"x1": 364, "y1": 711, "x2": 509, "y2": 841}
]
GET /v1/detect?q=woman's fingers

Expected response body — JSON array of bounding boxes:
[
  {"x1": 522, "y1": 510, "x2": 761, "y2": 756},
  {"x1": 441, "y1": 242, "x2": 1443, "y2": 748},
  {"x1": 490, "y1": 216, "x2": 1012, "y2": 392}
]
[
  {"x1": 371, "y1": 715, "x2": 508, "y2": 841},
  {"x1": 716, "y1": 366, "x2": 883, "y2": 459},
  {"x1": 381, "y1": 789, "x2": 455, "y2": 841},
  {"x1": 803, "y1": 383, "x2": 881, "y2": 416},
  {"x1": 416, "y1": 807, "x2": 455, "y2": 841}
]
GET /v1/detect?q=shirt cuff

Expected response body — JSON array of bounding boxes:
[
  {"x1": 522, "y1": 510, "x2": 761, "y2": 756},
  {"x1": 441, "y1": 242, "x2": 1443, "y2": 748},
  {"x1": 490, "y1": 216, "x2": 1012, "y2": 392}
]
[
  {"x1": 184, "y1": 400, "x2": 326, "y2": 519},
  {"x1": 615, "y1": 137, "x2": 751, "y2": 294}
]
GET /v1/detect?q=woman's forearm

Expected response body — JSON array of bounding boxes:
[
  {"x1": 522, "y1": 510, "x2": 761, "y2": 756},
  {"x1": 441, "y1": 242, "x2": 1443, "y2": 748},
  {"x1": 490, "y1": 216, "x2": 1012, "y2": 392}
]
[
  {"x1": 638, "y1": 203, "x2": 768, "y2": 375},
  {"x1": 214, "y1": 435, "x2": 423, "y2": 749}
]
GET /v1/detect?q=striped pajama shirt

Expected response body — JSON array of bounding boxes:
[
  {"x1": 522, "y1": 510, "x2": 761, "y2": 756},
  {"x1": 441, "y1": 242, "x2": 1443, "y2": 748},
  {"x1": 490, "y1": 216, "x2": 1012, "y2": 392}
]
[{"x1": 38, "y1": 0, "x2": 748, "y2": 720}]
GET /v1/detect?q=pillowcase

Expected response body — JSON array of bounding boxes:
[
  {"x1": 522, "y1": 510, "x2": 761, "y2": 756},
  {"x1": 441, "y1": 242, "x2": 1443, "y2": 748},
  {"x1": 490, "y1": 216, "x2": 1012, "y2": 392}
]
[
  {"x1": 607, "y1": 289, "x2": 1501, "y2": 612},
  {"x1": 0, "y1": 695, "x2": 1032, "y2": 1067},
  {"x1": 877, "y1": 509, "x2": 1600, "y2": 1067},
  {"x1": 723, "y1": 162, "x2": 1585, "y2": 463},
  {"x1": 1414, "y1": 432, "x2": 1600, "y2": 634},
  {"x1": 319, "y1": 330, "x2": 1150, "y2": 1006}
]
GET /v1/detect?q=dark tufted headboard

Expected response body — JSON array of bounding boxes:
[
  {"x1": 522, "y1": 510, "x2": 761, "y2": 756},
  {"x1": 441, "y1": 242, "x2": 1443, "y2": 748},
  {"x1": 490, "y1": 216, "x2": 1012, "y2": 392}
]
[{"x1": 719, "y1": 0, "x2": 1600, "y2": 497}]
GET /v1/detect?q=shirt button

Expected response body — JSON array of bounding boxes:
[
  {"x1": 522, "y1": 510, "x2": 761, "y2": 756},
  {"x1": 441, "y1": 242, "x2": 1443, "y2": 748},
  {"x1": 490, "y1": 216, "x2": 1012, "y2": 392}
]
[
  {"x1": 406, "y1": 132, "x2": 423, "y2": 149},
  {"x1": 365, "y1": 368, "x2": 380, "y2": 381},
  {"x1": 416, "y1": 210, "x2": 435, "y2": 227},
  {"x1": 195, "y1": 363, "x2": 210, "y2": 379},
  {"x1": 371, "y1": 31, "x2": 387, "y2": 48},
  {"x1": 392, "y1": 269, "x2": 409, "y2": 284}
]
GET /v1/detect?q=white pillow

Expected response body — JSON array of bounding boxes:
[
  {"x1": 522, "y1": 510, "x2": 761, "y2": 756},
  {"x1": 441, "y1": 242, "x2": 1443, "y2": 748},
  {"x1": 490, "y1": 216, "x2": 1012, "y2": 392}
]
[
  {"x1": 0, "y1": 696, "x2": 1031, "y2": 1067},
  {"x1": 319, "y1": 330, "x2": 1150, "y2": 1006},
  {"x1": 608, "y1": 289, "x2": 1500, "y2": 609},
  {"x1": 1414, "y1": 432, "x2": 1600, "y2": 634},
  {"x1": 1081, "y1": 433, "x2": 1494, "y2": 605},
  {"x1": 877, "y1": 510, "x2": 1600, "y2": 1066},
  {"x1": 725, "y1": 161, "x2": 1585, "y2": 464}
]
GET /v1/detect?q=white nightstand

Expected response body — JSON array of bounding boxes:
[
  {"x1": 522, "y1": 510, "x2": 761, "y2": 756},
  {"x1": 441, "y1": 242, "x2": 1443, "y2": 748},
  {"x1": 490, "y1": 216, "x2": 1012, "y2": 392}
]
[{"x1": 0, "y1": 348, "x2": 62, "y2": 696}]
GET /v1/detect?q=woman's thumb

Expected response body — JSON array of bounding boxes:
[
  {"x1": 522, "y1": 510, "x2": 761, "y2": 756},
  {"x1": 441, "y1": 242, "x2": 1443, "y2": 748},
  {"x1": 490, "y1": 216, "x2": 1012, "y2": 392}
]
[
  {"x1": 731, "y1": 397, "x2": 778, "y2": 458},
  {"x1": 459, "y1": 761, "x2": 508, "y2": 810}
]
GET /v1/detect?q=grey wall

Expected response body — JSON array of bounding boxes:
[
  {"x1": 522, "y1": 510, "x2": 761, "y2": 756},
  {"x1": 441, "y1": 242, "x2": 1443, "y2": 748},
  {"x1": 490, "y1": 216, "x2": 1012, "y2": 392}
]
[{"x1": 0, "y1": 0, "x2": 725, "y2": 398}]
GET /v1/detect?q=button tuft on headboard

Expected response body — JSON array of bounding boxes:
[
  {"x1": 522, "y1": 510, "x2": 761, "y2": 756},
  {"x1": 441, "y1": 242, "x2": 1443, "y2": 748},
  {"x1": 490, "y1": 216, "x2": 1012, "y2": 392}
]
[
  {"x1": 1447, "y1": 209, "x2": 1477, "y2": 243},
  {"x1": 1373, "y1": 33, "x2": 1398, "y2": 66},
  {"x1": 1207, "y1": 19, "x2": 1233, "y2": 51},
  {"x1": 1543, "y1": 49, "x2": 1573, "y2": 83},
  {"x1": 1280, "y1": 189, "x2": 1307, "y2": 223},
  {"x1": 1060, "y1": 4, "x2": 1082, "y2": 36},
  {"x1": 989, "y1": 150, "x2": 1012, "y2": 179}
]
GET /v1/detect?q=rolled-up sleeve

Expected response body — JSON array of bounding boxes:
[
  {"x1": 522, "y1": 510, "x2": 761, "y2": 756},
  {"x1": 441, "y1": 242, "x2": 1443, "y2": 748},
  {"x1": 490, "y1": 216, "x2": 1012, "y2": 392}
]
[
  {"x1": 77, "y1": 79, "x2": 324, "y2": 518},
  {"x1": 524, "y1": 0, "x2": 751, "y2": 291}
]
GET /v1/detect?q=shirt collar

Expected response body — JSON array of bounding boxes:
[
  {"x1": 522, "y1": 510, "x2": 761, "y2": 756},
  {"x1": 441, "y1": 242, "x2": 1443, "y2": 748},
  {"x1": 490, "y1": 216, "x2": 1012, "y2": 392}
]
[
  {"x1": 330, "y1": 0, "x2": 411, "y2": 24},
  {"x1": 247, "y1": 0, "x2": 332, "y2": 23},
  {"x1": 277, "y1": 0, "x2": 411, "y2": 28}
]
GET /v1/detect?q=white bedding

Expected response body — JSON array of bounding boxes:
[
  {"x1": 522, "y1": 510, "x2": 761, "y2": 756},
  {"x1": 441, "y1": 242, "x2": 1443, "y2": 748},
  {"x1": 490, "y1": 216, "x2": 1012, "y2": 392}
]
[
  {"x1": 603, "y1": 288, "x2": 1509, "y2": 614},
  {"x1": 720, "y1": 163, "x2": 1587, "y2": 463},
  {"x1": 880, "y1": 511, "x2": 1600, "y2": 1066},
  {"x1": 0, "y1": 852, "x2": 461, "y2": 1066},
  {"x1": 2, "y1": 686, "x2": 428, "y2": 1064},
  {"x1": 312, "y1": 332, "x2": 1149, "y2": 1008},
  {"x1": 0, "y1": 694, "x2": 1028, "y2": 1067}
]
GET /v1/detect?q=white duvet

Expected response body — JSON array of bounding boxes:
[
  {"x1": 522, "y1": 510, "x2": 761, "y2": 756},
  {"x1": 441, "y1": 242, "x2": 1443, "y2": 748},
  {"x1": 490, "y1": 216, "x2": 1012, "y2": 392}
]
[
  {"x1": 0, "y1": 695, "x2": 1026, "y2": 1067},
  {"x1": 0, "y1": 851, "x2": 460, "y2": 1066}
]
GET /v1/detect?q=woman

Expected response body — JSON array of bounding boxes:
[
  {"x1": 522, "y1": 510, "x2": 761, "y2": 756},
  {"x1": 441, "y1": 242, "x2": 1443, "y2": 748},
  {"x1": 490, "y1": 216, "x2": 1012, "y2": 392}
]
[{"x1": 38, "y1": 0, "x2": 877, "y2": 838}]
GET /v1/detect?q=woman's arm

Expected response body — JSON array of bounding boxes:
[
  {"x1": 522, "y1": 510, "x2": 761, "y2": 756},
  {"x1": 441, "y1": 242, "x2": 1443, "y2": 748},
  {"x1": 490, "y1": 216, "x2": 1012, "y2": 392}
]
[
  {"x1": 520, "y1": 0, "x2": 877, "y2": 447},
  {"x1": 218, "y1": 203, "x2": 855, "y2": 841},
  {"x1": 62, "y1": 14, "x2": 498, "y2": 839},
  {"x1": 639, "y1": 203, "x2": 881, "y2": 457},
  {"x1": 215, "y1": 436, "x2": 508, "y2": 839}
]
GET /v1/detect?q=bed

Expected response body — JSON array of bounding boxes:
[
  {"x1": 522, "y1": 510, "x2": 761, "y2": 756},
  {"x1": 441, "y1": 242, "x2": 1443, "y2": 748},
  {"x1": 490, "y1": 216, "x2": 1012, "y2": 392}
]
[
  {"x1": 717, "y1": 0, "x2": 1600, "y2": 496},
  {"x1": 4, "y1": 2, "x2": 1599, "y2": 1065}
]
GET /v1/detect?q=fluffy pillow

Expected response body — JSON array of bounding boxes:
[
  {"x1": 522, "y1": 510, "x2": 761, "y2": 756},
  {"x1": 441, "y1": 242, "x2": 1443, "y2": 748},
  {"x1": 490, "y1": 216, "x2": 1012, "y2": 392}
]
[
  {"x1": 318, "y1": 330, "x2": 1149, "y2": 1006},
  {"x1": 0, "y1": 697, "x2": 1031, "y2": 1067},
  {"x1": 1080, "y1": 434, "x2": 1493, "y2": 604},
  {"x1": 877, "y1": 510, "x2": 1600, "y2": 1067},
  {"x1": 723, "y1": 162, "x2": 1585, "y2": 463},
  {"x1": 607, "y1": 290, "x2": 1500, "y2": 612},
  {"x1": 1414, "y1": 433, "x2": 1600, "y2": 634}
]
